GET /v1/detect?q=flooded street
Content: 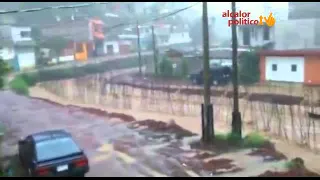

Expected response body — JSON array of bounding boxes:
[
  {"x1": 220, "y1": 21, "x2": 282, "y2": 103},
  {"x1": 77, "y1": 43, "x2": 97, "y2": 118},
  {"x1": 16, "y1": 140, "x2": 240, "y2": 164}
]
[{"x1": 0, "y1": 91, "x2": 287, "y2": 177}]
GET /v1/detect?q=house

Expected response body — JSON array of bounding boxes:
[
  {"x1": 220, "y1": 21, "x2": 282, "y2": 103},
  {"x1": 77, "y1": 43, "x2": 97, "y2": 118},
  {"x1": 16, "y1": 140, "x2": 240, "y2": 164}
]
[
  {"x1": 102, "y1": 36, "x2": 131, "y2": 56},
  {"x1": 237, "y1": 24, "x2": 275, "y2": 48},
  {"x1": 0, "y1": 25, "x2": 36, "y2": 71},
  {"x1": 259, "y1": 49, "x2": 320, "y2": 85},
  {"x1": 40, "y1": 18, "x2": 105, "y2": 62},
  {"x1": 166, "y1": 26, "x2": 192, "y2": 46},
  {"x1": 138, "y1": 23, "x2": 191, "y2": 48}
]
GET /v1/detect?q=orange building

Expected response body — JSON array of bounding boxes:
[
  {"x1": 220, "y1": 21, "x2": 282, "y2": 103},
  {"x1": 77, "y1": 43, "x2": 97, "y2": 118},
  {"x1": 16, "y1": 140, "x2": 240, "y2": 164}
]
[{"x1": 259, "y1": 49, "x2": 320, "y2": 85}]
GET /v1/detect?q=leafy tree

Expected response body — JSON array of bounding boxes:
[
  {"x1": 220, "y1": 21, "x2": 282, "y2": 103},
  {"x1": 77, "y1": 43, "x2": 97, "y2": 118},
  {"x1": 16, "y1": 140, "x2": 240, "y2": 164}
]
[
  {"x1": 180, "y1": 58, "x2": 189, "y2": 78},
  {"x1": 158, "y1": 56, "x2": 173, "y2": 77},
  {"x1": 239, "y1": 50, "x2": 260, "y2": 84},
  {"x1": 0, "y1": 59, "x2": 11, "y2": 89}
]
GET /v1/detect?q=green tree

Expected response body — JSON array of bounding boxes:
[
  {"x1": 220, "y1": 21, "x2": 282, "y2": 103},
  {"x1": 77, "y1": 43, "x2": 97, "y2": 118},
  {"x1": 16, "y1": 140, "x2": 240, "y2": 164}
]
[
  {"x1": 158, "y1": 56, "x2": 173, "y2": 77},
  {"x1": 0, "y1": 59, "x2": 11, "y2": 89},
  {"x1": 239, "y1": 50, "x2": 260, "y2": 84},
  {"x1": 180, "y1": 58, "x2": 189, "y2": 78}
]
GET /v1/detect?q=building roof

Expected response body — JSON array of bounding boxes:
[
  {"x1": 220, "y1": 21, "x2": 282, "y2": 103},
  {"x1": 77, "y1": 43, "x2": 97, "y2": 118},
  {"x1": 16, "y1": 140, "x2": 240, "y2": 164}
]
[
  {"x1": 206, "y1": 48, "x2": 248, "y2": 59},
  {"x1": 259, "y1": 49, "x2": 320, "y2": 56}
]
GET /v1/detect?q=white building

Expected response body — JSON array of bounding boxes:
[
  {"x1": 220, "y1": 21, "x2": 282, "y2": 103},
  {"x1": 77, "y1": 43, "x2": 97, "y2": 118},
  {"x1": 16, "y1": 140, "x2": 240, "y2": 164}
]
[
  {"x1": 0, "y1": 25, "x2": 36, "y2": 71},
  {"x1": 237, "y1": 24, "x2": 275, "y2": 48}
]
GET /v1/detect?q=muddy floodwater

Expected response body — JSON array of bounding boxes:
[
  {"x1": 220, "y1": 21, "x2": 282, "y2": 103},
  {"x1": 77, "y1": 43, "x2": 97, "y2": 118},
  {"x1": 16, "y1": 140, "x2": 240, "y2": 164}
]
[{"x1": 0, "y1": 91, "x2": 303, "y2": 177}]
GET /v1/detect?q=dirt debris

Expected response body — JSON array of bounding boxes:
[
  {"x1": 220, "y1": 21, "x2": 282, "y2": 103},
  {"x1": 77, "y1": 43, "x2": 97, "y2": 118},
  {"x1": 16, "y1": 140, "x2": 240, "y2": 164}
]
[{"x1": 247, "y1": 142, "x2": 287, "y2": 161}]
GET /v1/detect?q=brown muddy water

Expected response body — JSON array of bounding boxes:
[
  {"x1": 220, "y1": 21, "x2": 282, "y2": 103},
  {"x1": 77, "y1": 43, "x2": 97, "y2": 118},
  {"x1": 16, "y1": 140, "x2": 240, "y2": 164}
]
[{"x1": 0, "y1": 91, "x2": 312, "y2": 177}]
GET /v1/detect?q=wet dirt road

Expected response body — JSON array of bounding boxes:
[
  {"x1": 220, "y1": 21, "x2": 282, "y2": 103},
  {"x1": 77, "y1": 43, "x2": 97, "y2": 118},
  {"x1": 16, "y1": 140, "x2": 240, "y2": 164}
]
[{"x1": 0, "y1": 91, "x2": 286, "y2": 177}]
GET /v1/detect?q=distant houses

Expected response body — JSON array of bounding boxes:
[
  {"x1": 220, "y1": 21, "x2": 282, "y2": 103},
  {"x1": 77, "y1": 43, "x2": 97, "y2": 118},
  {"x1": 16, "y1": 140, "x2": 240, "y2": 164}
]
[{"x1": 0, "y1": 25, "x2": 36, "y2": 71}]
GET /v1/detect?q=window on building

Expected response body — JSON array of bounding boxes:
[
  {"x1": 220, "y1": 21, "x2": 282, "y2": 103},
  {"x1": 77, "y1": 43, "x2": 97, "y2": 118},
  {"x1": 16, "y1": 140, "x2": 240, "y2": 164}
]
[
  {"x1": 20, "y1": 31, "x2": 31, "y2": 38},
  {"x1": 272, "y1": 64, "x2": 277, "y2": 71},
  {"x1": 291, "y1": 64, "x2": 297, "y2": 72},
  {"x1": 242, "y1": 27, "x2": 251, "y2": 46},
  {"x1": 263, "y1": 26, "x2": 270, "y2": 41}
]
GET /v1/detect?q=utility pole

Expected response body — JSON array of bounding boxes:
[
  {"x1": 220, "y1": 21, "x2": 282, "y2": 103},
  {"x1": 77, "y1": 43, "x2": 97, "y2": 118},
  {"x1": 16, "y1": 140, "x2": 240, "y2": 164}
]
[
  {"x1": 202, "y1": 2, "x2": 214, "y2": 143},
  {"x1": 231, "y1": 2, "x2": 242, "y2": 138},
  {"x1": 151, "y1": 25, "x2": 158, "y2": 75},
  {"x1": 136, "y1": 21, "x2": 142, "y2": 75}
]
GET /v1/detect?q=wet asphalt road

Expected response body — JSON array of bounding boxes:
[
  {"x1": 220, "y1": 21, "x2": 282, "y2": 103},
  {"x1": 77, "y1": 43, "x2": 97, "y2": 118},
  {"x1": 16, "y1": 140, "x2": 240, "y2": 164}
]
[{"x1": 0, "y1": 91, "x2": 208, "y2": 177}]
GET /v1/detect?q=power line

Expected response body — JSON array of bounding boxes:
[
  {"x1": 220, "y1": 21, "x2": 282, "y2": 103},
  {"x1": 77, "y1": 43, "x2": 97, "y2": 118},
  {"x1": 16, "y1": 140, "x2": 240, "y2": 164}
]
[
  {"x1": 0, "y1": 2, "x2": 110, "y2": 15},
  {"x1": 108, "y1": 2, "x2": 201, "y2": 31}
]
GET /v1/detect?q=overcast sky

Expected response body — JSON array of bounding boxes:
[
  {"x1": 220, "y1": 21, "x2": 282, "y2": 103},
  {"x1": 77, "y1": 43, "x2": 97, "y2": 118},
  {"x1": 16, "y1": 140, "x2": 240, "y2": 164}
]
[{"x1": 193, "y1": 2, "x2": 288, "y2": 20}]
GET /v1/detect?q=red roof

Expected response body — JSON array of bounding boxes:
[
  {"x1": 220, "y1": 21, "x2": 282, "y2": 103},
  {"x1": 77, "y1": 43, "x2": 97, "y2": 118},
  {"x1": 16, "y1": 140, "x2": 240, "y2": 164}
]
[{"x1": 259, "y1": 49, "x2": 320, "y2": 56}]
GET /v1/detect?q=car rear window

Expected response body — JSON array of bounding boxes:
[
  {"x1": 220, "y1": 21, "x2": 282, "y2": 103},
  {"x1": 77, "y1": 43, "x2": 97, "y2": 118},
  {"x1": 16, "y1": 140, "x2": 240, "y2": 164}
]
[{"x1": 36, "y1": 137, "x2": 81, "y2": 162}]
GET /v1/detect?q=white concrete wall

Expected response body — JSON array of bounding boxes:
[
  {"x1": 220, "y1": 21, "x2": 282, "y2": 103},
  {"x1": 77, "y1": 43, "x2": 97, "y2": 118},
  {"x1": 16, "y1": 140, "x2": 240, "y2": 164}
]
[
  {"x1": 265, "y1": 56, "x2": 304, "y2": 83},
  {"x1": 103, "y1": 41, "x2": 119, "y2": 54},
  {"x1": 52, "y1": 55, "x2": 75, "y2": 63},
  {"x1": 167, "y1": 32, "x2": 191, "y2": 45},
  {"x1": 11, "y1": 27, "x2": 32, "y2": 43},
  {"x1": 0, "y1": 47, "x2": 15, "y2": 60},
  {"x1": 17, "y1": 51, "x2": 36, "y2": 70}
]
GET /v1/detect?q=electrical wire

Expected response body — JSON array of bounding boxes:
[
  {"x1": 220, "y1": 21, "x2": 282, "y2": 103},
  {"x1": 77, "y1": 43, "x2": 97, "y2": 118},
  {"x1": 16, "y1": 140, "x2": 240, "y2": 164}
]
[
  {"x1": 108, "y1": 2, "x2": 201, "y2": 31},
  {"x1": 0, "y1": 2, "x2": 110, "y2": 15}
]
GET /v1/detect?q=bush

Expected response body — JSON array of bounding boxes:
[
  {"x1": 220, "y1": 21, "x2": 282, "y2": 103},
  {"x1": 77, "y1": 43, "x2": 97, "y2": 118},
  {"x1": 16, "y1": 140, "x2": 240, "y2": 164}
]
[
  {"x1": 215, "y1": 132, "x2": 242, "y2": 146},
  {"x1": 17, "y1": 73, "x2": 37, "y2": 86},
  {"x1": 159, "y1": 56, "x2": 173, "y2": 77},
  {"x1": 243, "y1": 132, "x2": 267, "y2": 148},
  {"x1": 285, "y1": 157, "x2": 304, "y2": 169},
  {"x1": 0, "y1": 59, "x2": 11, "y2": 89},
  {"x1": 239, "y1": 51, "x2": 260, "y2": 84},
  {"x1": 215, "y1": 131, "x2": 267, "y2": 148},
  {"x1": 180, "y1": 58, "x2": 189, "y2": 78},
  {"x1": 9, "y1": 76, "x2": 29, "y2": 96}
]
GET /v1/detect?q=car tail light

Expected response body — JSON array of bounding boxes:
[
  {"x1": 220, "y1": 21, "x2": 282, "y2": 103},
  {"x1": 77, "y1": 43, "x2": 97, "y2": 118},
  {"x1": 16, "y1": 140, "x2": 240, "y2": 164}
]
[
  {"x1": 75, "y1": 157, "x2": 88, "y2": 167},
  {"x1": 36, "y1": 167, "x2": 50, "y2": 176}
]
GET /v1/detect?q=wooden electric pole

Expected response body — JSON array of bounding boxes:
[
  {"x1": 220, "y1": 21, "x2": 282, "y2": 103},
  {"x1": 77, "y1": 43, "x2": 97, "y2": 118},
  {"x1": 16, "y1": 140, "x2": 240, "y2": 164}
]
[
  {"x1": 202, "y1": 2, "x2": 214, "y2": 143},
  {"x1": 136, "y1": 21, "x2": 142, "y2": 75},
  {"x1": 151, "y1": 25, "x2": 158, "y2": 75},
  {"x1": 231, "y1": 2, "x2": 242, "y2": 138}
]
